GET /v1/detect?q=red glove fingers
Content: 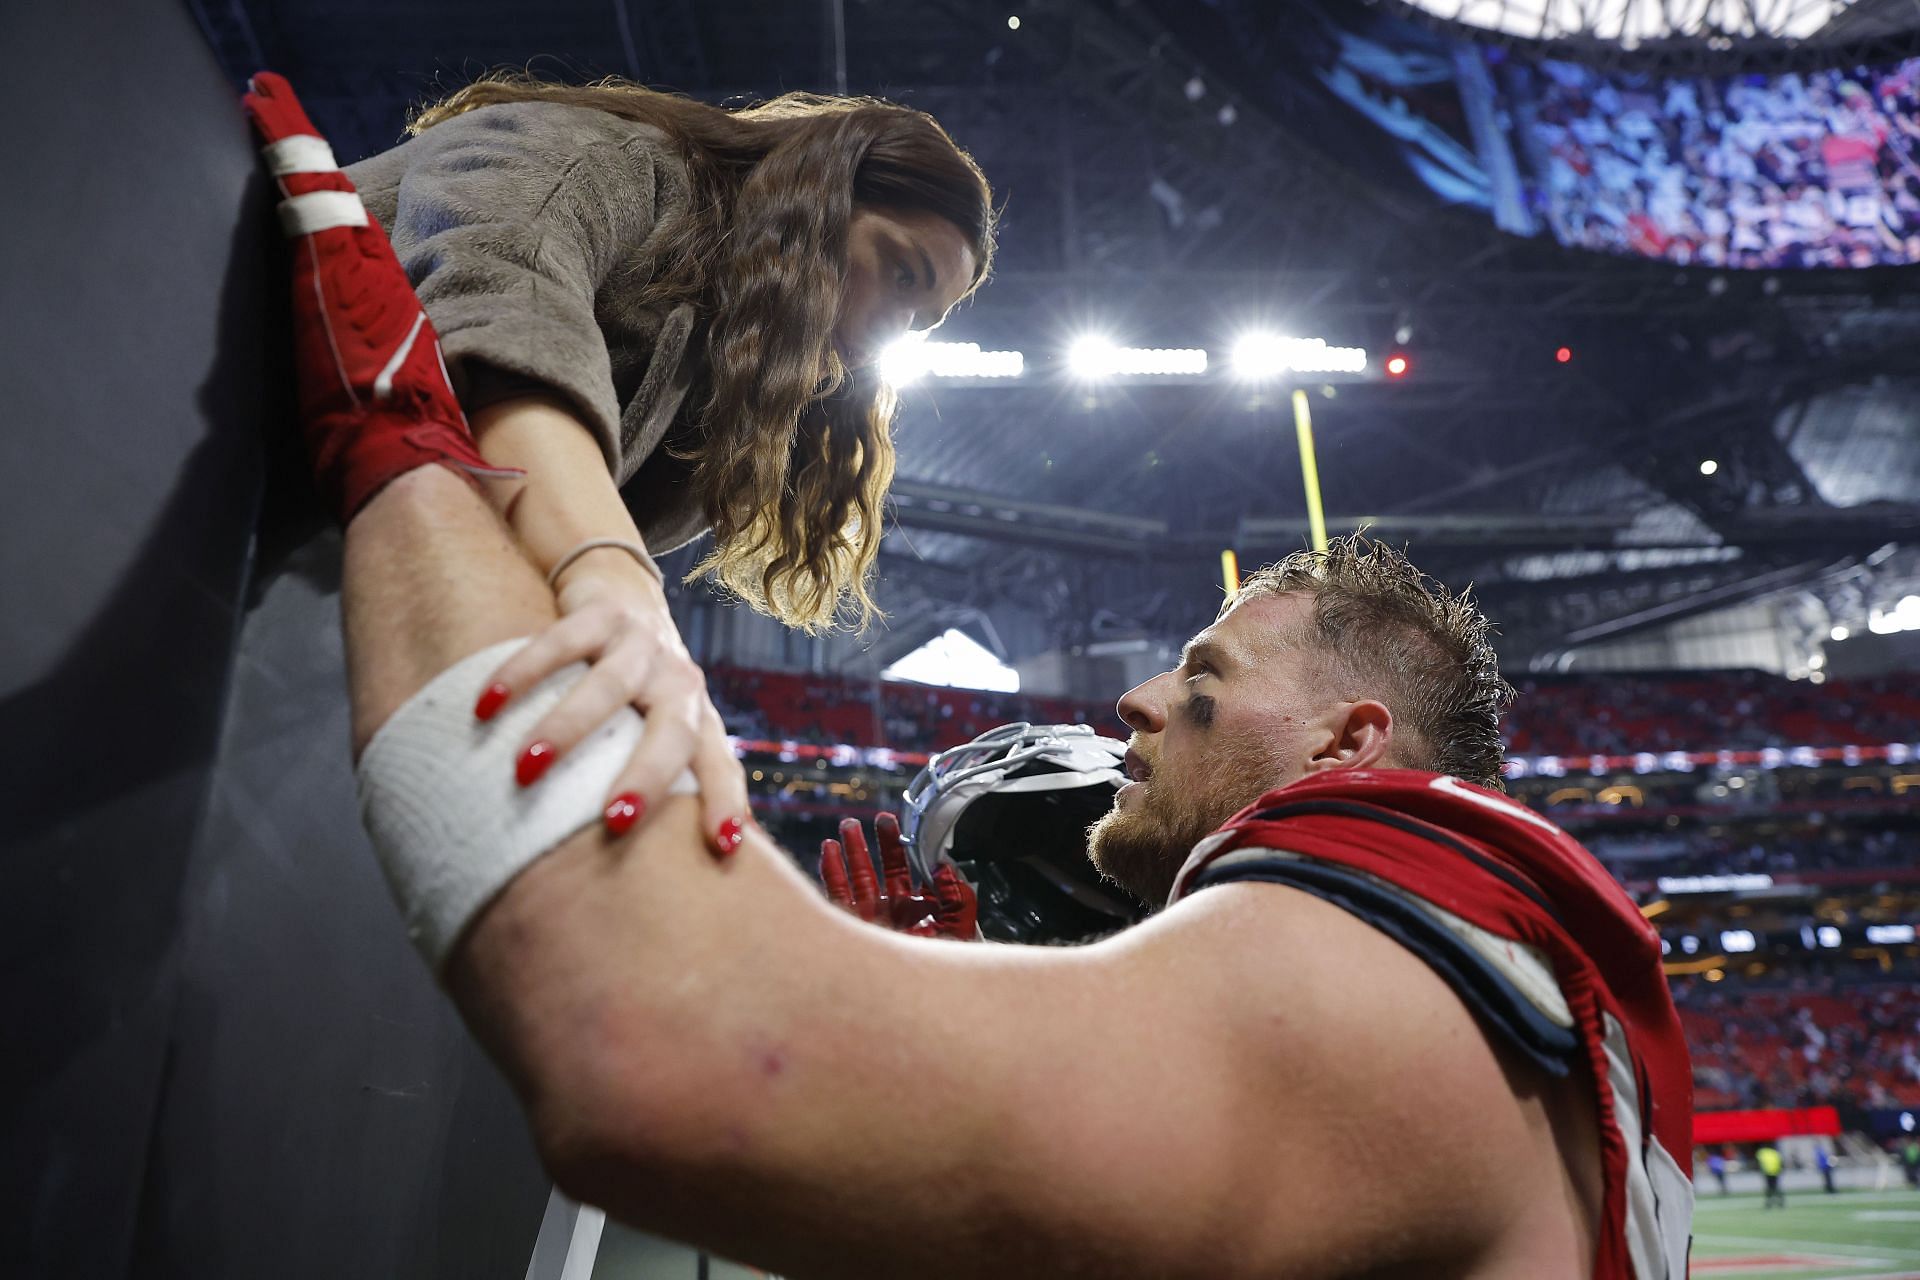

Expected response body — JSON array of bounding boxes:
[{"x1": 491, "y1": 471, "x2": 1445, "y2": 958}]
[
  {"x1": 929, "y1": 863, "x2": 980, "y2": 940},
  {"x1": 821, "y1": 813, "x2": 980, "y2": 941},
  {"x1": 819, "y1": 838, "x2": 854, "y2": 913},
  {"x1": 836, "y1": 818, "x2": 882, "y2": 923},
  {"x1": 241, "y1": 71, "x2": 520, "y2": 523},
  {"x1": 242, "y1": 68, "x2": 326, "y2": 150},
  {"x1": 875, "y1": 812, "x2": 932, "y2": 931}
]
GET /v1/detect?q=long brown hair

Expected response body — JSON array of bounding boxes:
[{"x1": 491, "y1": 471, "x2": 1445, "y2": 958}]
[{"x1": 410, "y1": 76, "x2": 997, "y2": 631}]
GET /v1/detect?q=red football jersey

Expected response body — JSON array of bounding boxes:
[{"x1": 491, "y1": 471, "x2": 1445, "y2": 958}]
[{"x1": 1169, "y1": 769, "x2": 1694, "y2": 1280}]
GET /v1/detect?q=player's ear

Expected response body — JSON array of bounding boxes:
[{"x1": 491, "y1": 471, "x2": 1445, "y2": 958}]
[{"x1": 1304, "y1": 699, "x2": 1393, "y2": 775}]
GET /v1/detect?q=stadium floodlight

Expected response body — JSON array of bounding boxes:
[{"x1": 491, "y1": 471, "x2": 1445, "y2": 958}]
[
  {"x1": 1066, "y1": 338, "x2": 1207, "y2": 380},
  {"x1": 880, "y1": 336, "x2": 1024, "y2": 386},
  {"x1": 1699, "y1": 459, "x2": 1719, "y2": 476},
  {"x1": 1068, "y1": 335, "x2": 1123, "y2": 380},
  {"x1": 1231, "y1": 332, "x2": 1369, "y2": 381},
  {"x1": 1107, "y1": 346, "x2": 1207, "y2": 376},
  {"x1": 1869, "y1": 595, "x2": 1920, "y2": 635}
]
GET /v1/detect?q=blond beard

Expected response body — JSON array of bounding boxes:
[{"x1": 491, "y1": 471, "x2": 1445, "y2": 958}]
[{"x1": 1086, "y1": 729, "x2": 1290, "y2": 908}]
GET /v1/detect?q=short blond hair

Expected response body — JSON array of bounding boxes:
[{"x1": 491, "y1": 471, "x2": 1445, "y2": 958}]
[{"x1": 1230, "y1": 535, "x2": 1514, "y2": 789}]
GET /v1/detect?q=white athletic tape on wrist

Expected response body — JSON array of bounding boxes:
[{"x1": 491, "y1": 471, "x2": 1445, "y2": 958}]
[
  {"x1": 263, "y1": 134, "x2": 340, "y2": 175},
  {"x1": 356, "y1": 638, "x2": 698, "y2": 975},
  {"x1": 276, "y1": 190, "x2": 369, "y2": 239}
]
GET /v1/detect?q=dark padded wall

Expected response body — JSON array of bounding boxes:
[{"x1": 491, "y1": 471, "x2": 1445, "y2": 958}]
[
  {"x1": 132, "y1": 538, "x2": 550, "y2": 1279},
  {"x1": 0, "y1": 0, "x2": 269, "y2": 1270},
  {"x1": 1, "y1": 2, "x2": 547, "y2": 1274}
]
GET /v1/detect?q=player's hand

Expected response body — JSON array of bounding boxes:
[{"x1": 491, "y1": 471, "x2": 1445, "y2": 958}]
[
  {"x1": 241, "y1": 71, "x2": 522, "y2": 522},
  {"x1": 476, "y1": 548, "x2": 749, "y2": 855},
  {"x1": 820, "y1": 813, "x2": 980, "y2": 939}
]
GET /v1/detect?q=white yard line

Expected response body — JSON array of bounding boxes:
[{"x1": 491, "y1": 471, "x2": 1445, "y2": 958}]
[
  {"x1": 1694, "y1": 1234, "x2": 1920, "y2": 1262},
  {"x1": 1696, "y1": 1192, "x2": 1920, "y2": 1210}
]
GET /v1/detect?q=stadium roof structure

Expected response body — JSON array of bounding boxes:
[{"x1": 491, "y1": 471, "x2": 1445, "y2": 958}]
[
  {"x1": 1373, "y1": 0, "x2": 1920, "y2": 72},
  {"x1": 197, "y1": 0, "x2": 1920, "y2": 674},
  {"x1": 1403, "y1": 0, "x2": 1860, "y2": 42}
]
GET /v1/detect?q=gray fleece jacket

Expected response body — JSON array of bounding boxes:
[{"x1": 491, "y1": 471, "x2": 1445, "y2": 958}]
[{"x1": 345, "y1": 101, "x2": 708, "y2": 553}]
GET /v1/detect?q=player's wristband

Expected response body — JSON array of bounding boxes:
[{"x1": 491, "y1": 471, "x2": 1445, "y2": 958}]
[{"x1": 357, "y1": 638, "x2": 695, "y2": 974}]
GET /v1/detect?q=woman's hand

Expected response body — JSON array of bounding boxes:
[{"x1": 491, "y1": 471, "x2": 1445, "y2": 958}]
[
  {"x1": 819, "y1": 813, "x2": 980, "y2": 940},
  {"x1": 474, "y1": 544, "x2": 749, "y2": 854}
]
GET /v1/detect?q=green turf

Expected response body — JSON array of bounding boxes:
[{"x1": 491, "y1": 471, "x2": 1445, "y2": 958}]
[{"x1": 1690, "y1": 1186, "x2": 1920, "y2": 1278}]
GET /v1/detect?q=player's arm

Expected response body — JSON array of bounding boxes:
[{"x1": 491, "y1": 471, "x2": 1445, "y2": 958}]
[{"x1": 446, "y1": 797, "x2": 1558, "y2": 1278}]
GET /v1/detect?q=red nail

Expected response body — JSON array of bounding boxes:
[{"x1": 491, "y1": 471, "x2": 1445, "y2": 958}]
[
  {"x1": 474, "y1": 683, "x2": 511, "y2": 721},
  {"x1": 516, "y1": 740, "x2": 556, "y2": 787},
  {"x1": 714, "y1": 816, "x2": 745, "y2": 857},
  {"x1": 604, "y1": 792, "x2": 644, "y2": 836}
]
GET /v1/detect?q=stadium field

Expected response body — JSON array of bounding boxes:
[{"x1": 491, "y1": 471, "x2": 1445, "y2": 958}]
[{"x1": 1692, "y1": 1188, "x2": 1920, "y2": 1279}]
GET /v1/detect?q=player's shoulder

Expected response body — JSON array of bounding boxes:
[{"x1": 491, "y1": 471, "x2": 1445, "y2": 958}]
[
  {"x1": 1135, "y1": 871, "x2": 1582, "y2": 1273},
  {"x1": 1146, "y1": 867, "x2": 1538, "y2": 1101},
  {"x1": 1170, "y1": 767, "x2": 1580, "y2": 904},
  {"x1": 1242, "y1": 767, "x2": 1563, "y2": 841}
]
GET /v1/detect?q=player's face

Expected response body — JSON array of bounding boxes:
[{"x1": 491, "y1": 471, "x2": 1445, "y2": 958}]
[
  {"x1": 1088, "y1": 594, "x2": 1346, "y2": 907},
  {"x1": 834, "y1": 206, "x2": 977, "y2": 370}
]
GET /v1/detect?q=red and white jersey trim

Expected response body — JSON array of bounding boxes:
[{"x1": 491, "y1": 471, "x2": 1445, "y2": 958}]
[
  {"x1": 1602, "y1": 1010, "x2": 1694, "y2": 1279},
  {"x1": 1168, "y1": 769, "x2": 1695, "y2": 1280}
]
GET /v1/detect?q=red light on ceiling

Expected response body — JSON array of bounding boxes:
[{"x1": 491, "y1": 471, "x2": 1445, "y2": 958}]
[
  {"x1": 1555, "y1": 346, "x2": 1573, "y2": 364},
  {"x1": 1385, "y1": 353, "x2": 1410, "y2": 379}
]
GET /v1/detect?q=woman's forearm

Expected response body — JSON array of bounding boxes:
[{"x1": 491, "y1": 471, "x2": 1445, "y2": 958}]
[{"x1": 470, "y1": 394, "x2": 647, "y2": 576}]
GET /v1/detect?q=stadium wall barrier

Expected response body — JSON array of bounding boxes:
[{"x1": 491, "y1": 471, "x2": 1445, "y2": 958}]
[
  {"x1": 0, "y1": 2, "x2": 550, "y2": 1274},
  {"x1": 1861, "y1": 1108, "x2": 1920, "y2": 1141},
  {"x1": 1695, "y1": 1106, "x2": 1842, "y2": 1144}
]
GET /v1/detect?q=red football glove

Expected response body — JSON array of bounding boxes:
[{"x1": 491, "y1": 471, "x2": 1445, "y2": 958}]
[
  {"x1": 820, "y1": 812, "x2": 979, "y2": 940},
  {"x1": 241, "y1": 71, "x2": 520, "y2": 523}
]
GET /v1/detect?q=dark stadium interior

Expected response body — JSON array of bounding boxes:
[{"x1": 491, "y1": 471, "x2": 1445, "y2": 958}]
[{"x1": 6, "y1": 0, "x2": 1920, "y2": 1275}]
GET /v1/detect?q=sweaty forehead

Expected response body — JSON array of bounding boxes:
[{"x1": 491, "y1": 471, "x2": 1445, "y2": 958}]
[{"x1": 1207, "y1": 592, "x2": 1317, "y2": 660}]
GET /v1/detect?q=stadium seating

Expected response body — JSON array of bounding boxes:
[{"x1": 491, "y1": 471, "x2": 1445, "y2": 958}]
[
  {"x1": 706, "y1": 663, "x2": 1920, "y2": 758},
  {"x1": 1503, "y1": 671, "x2": 1920, "y2": 756},
  {"x1": 1679, "y1": 984, "x2": 1920, "y2": 1112},
  {"x1": 706, "y1": 664, "x2": 1105, "y2": 752}
]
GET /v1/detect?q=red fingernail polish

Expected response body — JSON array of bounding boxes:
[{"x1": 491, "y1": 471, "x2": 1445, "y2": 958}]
[
  {"x1": 604, "y1": 792, "x2": 644, "y2": 836},
  {"x1": 516, "y1": 740, "x2": 556, "y2": 787},
  {"x1": 474, "y1": 683, "x2": 511, "y2": 721},
  {"x1": 714, "y1": 816, "x2": 745, "y2": 857}
]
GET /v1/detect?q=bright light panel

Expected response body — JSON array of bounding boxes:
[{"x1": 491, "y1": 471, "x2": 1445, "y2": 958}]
[
  {"x1": 1067, "y1": 337, "x2": 1207, "y2": 379},
  {"x1": 1869, "y1": 594, "x2": 1920, "y2": 635},
  {"x1": 879, "y1": 336, "x2": 1024, "y2": 386},
  {"x1": 1067, "y1": 336, "x2": 1122, "y2": 379},
  {"x1": 882, "y1": 628, "x2": 1020, "y2": 693},
  {"x1": 1122, "y1": 347, "x2": 1209, "y2": 376},
  {"x1": 1231, "y1": 333, "x2": 1369, "y2": 380}
]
